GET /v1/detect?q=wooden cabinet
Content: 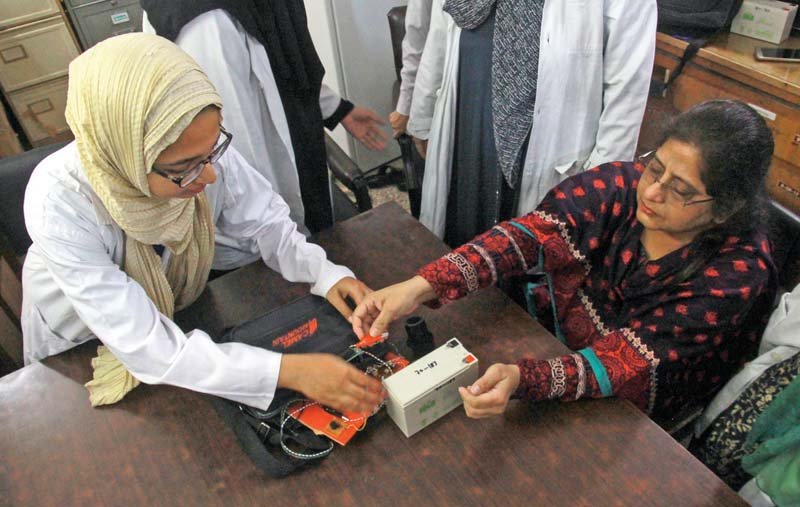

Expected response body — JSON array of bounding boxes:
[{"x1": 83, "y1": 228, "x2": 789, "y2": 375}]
[
  {"x1": 0, "y1": 0, "x2": 79, "y2": 148},
  {"x1": 655, "y1": 32, "x2": 800, "y2": 215}
]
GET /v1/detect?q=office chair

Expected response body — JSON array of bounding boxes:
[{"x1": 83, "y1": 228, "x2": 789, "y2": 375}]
[
  {"x1": 0, "y1": 141, "x2": 69, "y2": 373},
  {"x1": 387, "y1": 6, "x2": 426, "y2": 218},
  {"x1": 326, "y1": 133, "x2": 373, "y2": 222}
]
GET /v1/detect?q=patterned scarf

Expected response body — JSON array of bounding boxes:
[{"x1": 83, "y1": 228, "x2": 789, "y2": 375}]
[
  {"x1": 443, "y1": 0, "x2": 545, "y2": 187},
  {"x1": 64, "y1": 33, "x2": 222, "y2": 406}
]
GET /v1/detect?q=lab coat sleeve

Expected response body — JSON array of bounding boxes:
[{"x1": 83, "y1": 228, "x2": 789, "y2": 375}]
[
  {"x1": 320, "y1": 83, "x2": 354, "y2": 129},
  {"x1": 396, "y1": 0, "x2": 433, "y2": 115},
  {"x1": 585, "y1": 0, "x2": 656, "y2": 170},
  {"x1": 27, "y1": 184, "x2": 282, "y2": 410},
  {"x1": 215, "y1": 148, "x2": 354, "y2": 297},
  {"x1": 407, "y1": 0, "x2": 448, "y2": 140}
]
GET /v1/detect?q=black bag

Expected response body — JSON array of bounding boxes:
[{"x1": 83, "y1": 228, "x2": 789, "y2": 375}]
[
  {"x1": 657, "y1": 0, "x2": 743, "y2": 38},
  {"x1": 653, "y1": 0, "x2": 744, "y2": 95},
  {"x1": 211, "y1": 294, "x2": 395, "y2": 477}
]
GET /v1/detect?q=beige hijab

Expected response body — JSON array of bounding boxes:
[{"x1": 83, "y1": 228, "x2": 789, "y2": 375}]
[{"x1": 64, "y1": 33, "x2": 222, "y2": 406}]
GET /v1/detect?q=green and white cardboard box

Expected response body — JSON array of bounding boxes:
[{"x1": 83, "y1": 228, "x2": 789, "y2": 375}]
[
  {"x1": 383, "y1": 337, "x2": 479, "y2": 438},
  {"x1": 731, "y1": 0, "x2": 798, "y2": 44}
]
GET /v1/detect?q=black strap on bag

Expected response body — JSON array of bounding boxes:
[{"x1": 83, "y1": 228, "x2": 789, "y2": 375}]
[
  {"x1": 651, "y1": 37, "x2": 706, "y2": 97},
  {"x1": 652, "y1": 0, "x2": 744, "y2": 96},
  {"x1": 209, "y1": 294, "x2": 378, "y2": 477}
]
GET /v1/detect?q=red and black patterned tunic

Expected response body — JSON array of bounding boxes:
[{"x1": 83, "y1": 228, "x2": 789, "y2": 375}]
[{"x1": 418, "y1": 161, "x2": 777, "y2": 420}]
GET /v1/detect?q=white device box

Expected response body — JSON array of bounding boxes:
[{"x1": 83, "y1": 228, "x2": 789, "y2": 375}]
[
  {"x1": 382, "y1": 337, "x2": 479, "y2": 437},
  {"x1": 731, "y1": 0, "x2": 798, "y2": 44}
]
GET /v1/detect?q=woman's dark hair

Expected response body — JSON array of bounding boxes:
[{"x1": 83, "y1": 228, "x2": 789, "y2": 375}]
[{"x1": 657, "y1": 100, "x2": 774, "y2": 281}]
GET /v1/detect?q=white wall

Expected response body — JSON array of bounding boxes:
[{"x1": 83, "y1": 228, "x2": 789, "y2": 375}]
[
  {"x1": 305, "y1": 0, "x2": 405, "y2": 169},
  {"x1": 304, "y1": 0, "x2": 351, "y2": 156}
]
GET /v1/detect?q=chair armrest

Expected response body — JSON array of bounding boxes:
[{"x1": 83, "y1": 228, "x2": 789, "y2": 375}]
[{"x1": 324, "y1": 134, "x2": 372, "y2": 213}]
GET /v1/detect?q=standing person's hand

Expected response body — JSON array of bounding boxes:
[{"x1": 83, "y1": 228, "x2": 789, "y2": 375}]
[
  {"x1": 351, "y1": 275, "x2": 436, "y2": 338},
  {"x1": 326, "y1": 277, "x2": 372, "y2": 319},
  {"x1": 278, "y1": 353, "x2": 385, "y2": 414},
  {"x1": 341, "y1": 107, "x2": 389, "y2": 151},
  {"x1": 458, "y1": 363, "x2": 520, "y2": 418},
  {"x1": 412, "y1": 136, "x2": 428, "y2": 159},
  {"x1": 389, "y1": 111, "x2": 410, "y2": 138}
]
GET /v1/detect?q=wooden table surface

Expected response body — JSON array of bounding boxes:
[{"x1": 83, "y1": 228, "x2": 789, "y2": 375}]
[
  {"x1": 656, "y1": 31, "x2": 800, "y2": 103},
  {"x1": 0, "y1": 203, "x2": 744, "y2": 506}
]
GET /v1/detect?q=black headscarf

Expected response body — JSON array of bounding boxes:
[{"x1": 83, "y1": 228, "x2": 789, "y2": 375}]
[
  {"x1": 141, "y1": 0, "x2": 322, "y2": 91},
  {"x1": 141, "y1": 0, "x2": 353, "y2": 232}
]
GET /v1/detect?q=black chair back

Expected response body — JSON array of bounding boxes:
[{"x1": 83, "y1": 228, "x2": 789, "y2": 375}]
[
  {"x1": 768, "y1": 200, "x2": 800, "y2": 291},
  {"x1": 0, "y1": 142, "x2": 69, "y2": 271},
  {"x1": 387, "y1": 6, "x2": 407, "y2": 82}
]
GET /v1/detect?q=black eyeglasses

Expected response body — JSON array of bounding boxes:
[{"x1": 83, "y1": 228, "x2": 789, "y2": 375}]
[
  {"x1": 637, "y1": 150, "x2": 715, "y2": 208},
  {"x1": 151, "y1": 126, "x2": 233, "y2": 188}
]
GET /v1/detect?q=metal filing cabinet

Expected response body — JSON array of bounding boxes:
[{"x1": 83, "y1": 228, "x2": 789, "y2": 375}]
[
  {"x1": 0, "y1": 0, "x2": 80, "y2": 147},
  {"x1": 64, "y1": 0, "x2": 143, "y2": 50}
]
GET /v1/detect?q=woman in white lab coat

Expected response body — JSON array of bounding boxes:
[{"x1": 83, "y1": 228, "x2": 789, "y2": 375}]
[
  {"x1": 141, "y1": 2, "x2": 387, "y2": 234},
  {"x1": 389, "y1": 0, "x2": 433, "y2": 138},
  {"x1": 407, "y1": 0, "x2": 657, "y2": 243},
  {"x1": 21, "y1": 33, "x2": 383, "y2": 414}
]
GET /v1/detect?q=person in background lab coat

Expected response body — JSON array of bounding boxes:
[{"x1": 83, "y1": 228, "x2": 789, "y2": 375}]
[
  {"x1": 141, "y1": 1, "x2": 388, "y2": 234},
  {"x1": 389, "y1": 0, "x2": 434, "y2": 138},
  {"x1": 22, "y1": 33, "x2": 384, "y2": 414},
  {"x1": 408, "y1": 0, "x2": 657, "y2": 246}
]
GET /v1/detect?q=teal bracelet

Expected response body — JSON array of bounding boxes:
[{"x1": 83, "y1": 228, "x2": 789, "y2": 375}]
[{"x1": 578, "y1": 348, "x2": 613, "y2": 397}]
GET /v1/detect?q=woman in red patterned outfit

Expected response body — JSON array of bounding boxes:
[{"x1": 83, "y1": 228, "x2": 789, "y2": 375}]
[{"x1": 352, "y1": 100, "x2": 777, "y2": 422}]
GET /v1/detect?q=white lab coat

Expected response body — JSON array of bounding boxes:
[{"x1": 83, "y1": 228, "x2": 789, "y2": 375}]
[
  {"x1": 395, "y1": 0, "x2": 434, "y2": 115},
  {"x1": 408, "y1": 0, "x2": 657, "y2": 238},
  {"x1": 693, "y1": 284, "x2": 800, "y2": 506},
  {"x1": 22, "y1": 142, "x2": 353, "y2": 410},
  {"x1": 143, "y1": 9, "x2": 344, "y2": 231}
]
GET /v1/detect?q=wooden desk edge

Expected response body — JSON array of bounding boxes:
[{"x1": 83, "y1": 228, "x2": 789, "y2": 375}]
[{"x1": 655, "y1": 32, "x2": 800, "y2": 104}]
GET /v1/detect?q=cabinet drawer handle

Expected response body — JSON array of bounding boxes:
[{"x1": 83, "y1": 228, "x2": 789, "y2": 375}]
[
  {"x1": 112, "y1": 28, "x2": 135, "y2": 37},
  {"x1": 747, "y1": 103, "x2": 777, "y2": 122},
  {"x1": 793, "y1": 134, "x2": 800, "y2": 146},
  {"x1": 27, "y1": 98, "x2": 54, "y2": 116},
  {"x1": 1, "y1": 45, "x2": 27, "y2": 64},
  {"x1": 73, "y1": 0, "x2": 115, "y2": 10}
]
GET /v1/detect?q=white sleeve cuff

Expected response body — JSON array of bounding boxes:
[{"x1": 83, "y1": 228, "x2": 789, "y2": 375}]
[{"x1": 310, "y1": 262, "x2": 355, "y2": 298}]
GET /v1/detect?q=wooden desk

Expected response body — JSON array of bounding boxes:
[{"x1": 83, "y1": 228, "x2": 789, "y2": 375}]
[
  {"x1": 655, "y1": 32, "x2": 800, "y2": 214},
  {"x1": 0, "y1": 203, "x2": 744, "y2": 506}
]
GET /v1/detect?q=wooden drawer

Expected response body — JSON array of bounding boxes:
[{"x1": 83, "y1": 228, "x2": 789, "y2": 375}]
[
  {"x1": 8, "y1": 77, "x2": 70, "y2": 144},
  {"x1": 670, "y1": 63, "x2": 800, "y2": 168},
  {"x1": 0, "y1": 16, "x2": 80, "y2": 93},
  {"x1": 767, "y1": 158, "x2": 800, "y2": 216},
  {"x1": 0, "y1": 0, "x2": 59, "y2": 30}
]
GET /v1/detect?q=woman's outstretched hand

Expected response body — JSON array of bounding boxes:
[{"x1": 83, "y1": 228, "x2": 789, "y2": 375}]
[
  {"x1": 458, "y1": 363, "x2": 521, "y2": 418},
  {"x1": 350, "y1": 276, "x2": 437, "y2": 338}
]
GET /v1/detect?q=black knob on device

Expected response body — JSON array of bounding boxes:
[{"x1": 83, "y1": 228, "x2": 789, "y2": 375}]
[{"x1": 405, "y1": 316, "x2": 435, "y2": 359}]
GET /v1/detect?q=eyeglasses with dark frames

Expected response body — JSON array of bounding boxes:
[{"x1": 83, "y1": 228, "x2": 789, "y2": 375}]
[
  {"x1": 637, "y1": 150, "x2": 715, "y2": 208},
  {"x1": 151, "y1": 126, "x2": 233, "y2": 188}
]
